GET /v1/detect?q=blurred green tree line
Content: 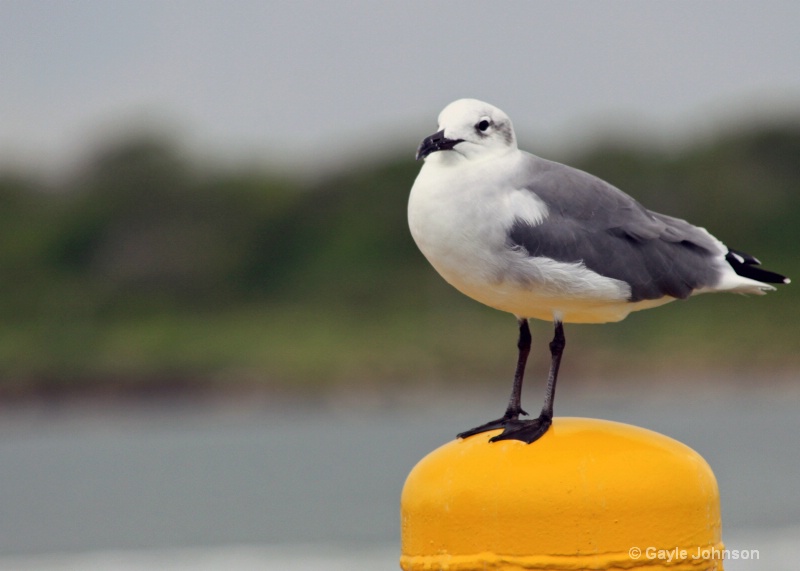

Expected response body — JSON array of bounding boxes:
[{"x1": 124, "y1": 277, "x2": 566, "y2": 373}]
[{"x1": 0, "y1": 122, "x2": 797, "y2": 396}]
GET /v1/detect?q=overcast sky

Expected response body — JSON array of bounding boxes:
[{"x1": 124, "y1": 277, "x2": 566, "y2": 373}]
[{"x1": 1, "y1": 0, "x2": 799, "y2": 173}]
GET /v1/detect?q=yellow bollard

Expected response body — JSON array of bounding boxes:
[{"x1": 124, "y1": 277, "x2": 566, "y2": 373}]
[{"x1": 400, "y1": 417, "x2": 723, "y2": 571}]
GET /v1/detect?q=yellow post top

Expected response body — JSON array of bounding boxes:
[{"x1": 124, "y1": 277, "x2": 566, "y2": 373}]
[{"x1": 400, "y1": 417, "x2": 723, "y2": 571}]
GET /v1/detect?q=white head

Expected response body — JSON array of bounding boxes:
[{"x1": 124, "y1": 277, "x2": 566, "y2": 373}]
[{"x1": 416, "y1": 99, "x2": 517, "y2": 163}]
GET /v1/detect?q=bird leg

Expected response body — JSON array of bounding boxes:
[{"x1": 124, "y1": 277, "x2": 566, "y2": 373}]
[
  {"x1": 492, "y1": 320, "x2": 564, "y2": 443},
  {"x1": 504, "y1": 317, "x2": 532, "y2": 418},
  {"x1": 541, "y1": 319, "x2": 565, "y2": 419},
  {"x1": 458, "y1": 319, "x2": 565, "y2": 444},
  {"x1": 457, "y1": 318, "x2": 531, "y2": 439}
]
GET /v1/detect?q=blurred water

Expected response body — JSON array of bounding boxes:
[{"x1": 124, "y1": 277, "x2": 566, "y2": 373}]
[{"x1": 0, "y1": 376, "x2": 798, "y2": 569}]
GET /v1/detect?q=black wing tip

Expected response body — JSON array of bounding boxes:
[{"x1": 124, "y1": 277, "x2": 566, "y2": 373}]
[{"x1": 726, "y1": 249, "x2": 789, "y2": 285}]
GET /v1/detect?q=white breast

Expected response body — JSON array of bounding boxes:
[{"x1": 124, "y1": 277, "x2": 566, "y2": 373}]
[{"x1": 408, "y1": 153, "x2": 527, "y2": 283}]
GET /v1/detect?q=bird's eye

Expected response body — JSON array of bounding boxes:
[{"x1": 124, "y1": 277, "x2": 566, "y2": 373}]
[{"x1": 476, "y1": 119, "x2": 491, "y2": 132}]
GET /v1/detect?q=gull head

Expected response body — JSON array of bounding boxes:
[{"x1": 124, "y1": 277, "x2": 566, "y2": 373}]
[{"x1": 416, "y1": 99, "x2": 517, "y2": 162}]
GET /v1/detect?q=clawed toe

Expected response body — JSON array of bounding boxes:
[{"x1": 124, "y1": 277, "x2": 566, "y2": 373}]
[{"x1": 457, "y1": 416, "x2": 514, "y2": 439}]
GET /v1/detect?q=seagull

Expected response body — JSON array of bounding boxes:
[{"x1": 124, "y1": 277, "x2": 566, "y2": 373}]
[{"x1": 408, "y1": 98, "x2": 790, "y2": 444}]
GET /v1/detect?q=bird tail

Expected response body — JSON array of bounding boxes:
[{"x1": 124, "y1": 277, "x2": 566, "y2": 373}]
[{"x1": 725, "y1": 248, "x2": 790, "y2": 285}]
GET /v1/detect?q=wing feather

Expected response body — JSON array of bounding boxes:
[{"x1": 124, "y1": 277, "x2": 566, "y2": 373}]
[{"x1": 507, "y1": 155, "x2": 722, "y2": 301}]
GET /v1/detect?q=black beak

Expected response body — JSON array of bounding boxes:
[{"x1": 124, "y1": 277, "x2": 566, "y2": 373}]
[{"x1": 416, "y1": 130, "x2": 464, "y2": 160}]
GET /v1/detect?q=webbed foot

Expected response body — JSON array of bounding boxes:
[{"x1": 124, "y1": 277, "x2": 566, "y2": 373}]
[{"x1": 458, "y1": 411, "x2": 552, "y2": 444}]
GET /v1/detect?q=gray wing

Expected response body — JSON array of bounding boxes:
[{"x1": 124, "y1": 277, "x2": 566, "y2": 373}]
[{"x1": 508, "y1": 155, "x2": 722, "y2": 301}]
